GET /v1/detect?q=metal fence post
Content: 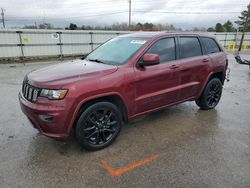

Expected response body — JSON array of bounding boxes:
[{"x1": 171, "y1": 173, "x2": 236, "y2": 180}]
[
  {"x1": 224, "y1": 33, "x2": 227, "y2": 48},
  {"x1": 234, "y1": 32, "x2": 237, "y2": 46},
  {"x1": 57, "y1": 32, "x2": 63, "y2": 59},
  {"x1": 16, "y1": 31, "x2": 24, "y2": 61},
  {"x1": 90, "y1": 32, "x2": 93, "y2": 51}
]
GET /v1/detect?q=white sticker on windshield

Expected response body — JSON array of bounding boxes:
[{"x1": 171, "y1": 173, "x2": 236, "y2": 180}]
[{"x1": 130, "y1": 40, "x2": 147, "y2": 44}]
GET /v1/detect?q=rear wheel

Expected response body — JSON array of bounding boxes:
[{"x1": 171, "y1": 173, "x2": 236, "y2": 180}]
[
  {"x1": 195, "y1": 78, "x2": 222, "y2": 110},
  {"x1": 75, "y1": 102, "x2": 122, "y2": 150}
]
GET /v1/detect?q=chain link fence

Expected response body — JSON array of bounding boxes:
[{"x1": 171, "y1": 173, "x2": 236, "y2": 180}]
[{"x1": 0, "y1": 29, "x2": 249, "y2": 61}]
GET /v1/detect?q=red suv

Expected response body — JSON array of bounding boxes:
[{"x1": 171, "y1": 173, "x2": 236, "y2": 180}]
[{"x1": 19, "y1": 32, "x2": 228, "y2": 150}]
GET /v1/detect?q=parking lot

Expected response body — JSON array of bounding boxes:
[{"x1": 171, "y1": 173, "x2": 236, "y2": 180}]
[{"x1": 0, "y1": 54, "x2": 249, "y2": 188}]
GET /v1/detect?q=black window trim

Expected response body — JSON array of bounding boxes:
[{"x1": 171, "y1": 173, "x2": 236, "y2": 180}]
[
  {"x1": 199, "y1": 36, "x2": 222, "y2": 55},
  {"x1": 136, "y1": 36, "x2": 178, "y2": 66},
  {"x1": 176, "y1": 35, "x2": 204, "y2": 60}
]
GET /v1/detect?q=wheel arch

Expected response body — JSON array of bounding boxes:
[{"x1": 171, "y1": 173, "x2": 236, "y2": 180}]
[
  {"x1": 208, "y1": 71, "x2": 225, "y2": 85},
  {"x1": 198, "y1": 71, "x2": 225, "y2": 99},
  {"x1": 67, "y1": 93, "x2": 128, "y2": 134}
]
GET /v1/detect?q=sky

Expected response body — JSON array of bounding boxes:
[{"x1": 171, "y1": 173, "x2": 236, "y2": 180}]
[{"x1": 0, "y1": 0, "x2": 249, "y2": 29}]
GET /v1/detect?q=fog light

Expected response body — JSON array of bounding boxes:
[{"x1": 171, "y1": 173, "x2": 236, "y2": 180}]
[{"x1": 39, "y1": 115, "x2": 54, "y2": 122}]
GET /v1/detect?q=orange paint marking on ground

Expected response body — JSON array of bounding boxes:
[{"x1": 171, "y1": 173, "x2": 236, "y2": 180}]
[{"x1": 101, "y1": 154, "x2": 159, "y2": 177}]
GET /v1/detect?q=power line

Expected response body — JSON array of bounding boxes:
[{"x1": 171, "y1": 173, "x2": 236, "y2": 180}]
[
  {"x1": 7, "y1": 10, "x2": 241, "y2": 23},
  {"x1": 4, "y1": 0, "x2": 248, "y2": 12},
  {"x1": 4, "y1": 0, "x2": 245, "y2": 18},
  {"x1": 7, "y1": 11, "x2": 128, "y2": 21},
  {"x1": 2, "y1": 0, "x2": 247, "y2": 28},
  {"x1": 62, "y1": 10, "x2": 242, "y2": 18},
  {"x1": 133, "y1": 10, "x2": 241, "y2": 14},
  {"x1": 62, "y1": 0, "x2": 206, "y2": 6},
  {"x1": 59, "y1": 0, "x2": 247, "y2": 9}
]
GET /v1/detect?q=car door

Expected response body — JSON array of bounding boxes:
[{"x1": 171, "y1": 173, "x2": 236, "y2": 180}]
[
  {"x1": 177, "y1": 36, "x2": 211, "y2": 100},
  {"x1": 200, "y1": 37, "x2": 227, "y2": 73},
  {"x1": 134, "y1": 37, "x2": 182, "y2": 114}
]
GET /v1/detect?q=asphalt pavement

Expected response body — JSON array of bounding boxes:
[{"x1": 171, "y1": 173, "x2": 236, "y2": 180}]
[{"x1": 0, "y1": 54, "x2": 249, "y2": 188}]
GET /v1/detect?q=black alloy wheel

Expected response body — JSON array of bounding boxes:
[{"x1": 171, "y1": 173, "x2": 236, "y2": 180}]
[
  {"x1": 195, "y1": 78, "x2": 222, "y2": 110},
  {"x1": 205, "y1": 81, "x2": 222, "y2": 108},
  {"x1": 75, "y1": 102, "x2": 122, "y2": 150}
]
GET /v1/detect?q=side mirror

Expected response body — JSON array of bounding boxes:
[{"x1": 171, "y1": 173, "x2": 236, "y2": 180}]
[{"x1": 139, "y1": 53, "x2": 160, "y2": 66}]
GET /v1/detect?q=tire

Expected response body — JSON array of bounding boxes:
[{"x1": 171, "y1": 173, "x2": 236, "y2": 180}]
[
  {"x1": 195, "y1": 78, "x2": 222, "y2": 110},
  {"x1": 75, "y1": 101, "x2": 122, "y2": 151}
]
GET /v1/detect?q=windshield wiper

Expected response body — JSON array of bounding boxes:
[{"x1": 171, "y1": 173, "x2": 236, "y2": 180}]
[{"x1": 87, "y1": 58, "x2": 106, "y2": 64}]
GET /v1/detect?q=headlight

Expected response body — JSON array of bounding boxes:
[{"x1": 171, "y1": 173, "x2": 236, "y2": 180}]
[{"x1": 40, "y1": 89, "x2": 68, "y2": 100}]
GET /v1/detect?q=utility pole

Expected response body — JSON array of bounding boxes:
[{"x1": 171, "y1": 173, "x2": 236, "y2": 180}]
[
  {"x1": 1, "y1": 8, "x2": 5, "y2": 28},
  {"x1": 238, "y1": 14, "x2": 249, "y2": 52},
  {"x1": 234, "y1": 21, "x2": 242, "y2": 45},
  {"x1": 128, "y1": 0, "x2": 131, "y2": 30}
]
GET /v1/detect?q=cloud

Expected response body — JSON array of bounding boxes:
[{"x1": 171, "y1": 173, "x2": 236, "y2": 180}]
[{"x1": 1, "y1": 0, "x2": 249, "y2": 29}]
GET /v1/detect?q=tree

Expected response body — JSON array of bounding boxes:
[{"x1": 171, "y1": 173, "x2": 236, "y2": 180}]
[
  {"x1": 64, "y1": 22, "x2": 180, "y2": 31},
  {"x1": 38, "y1": 23, "x2": 53, "y2": 29},
  {"x1": 143, "y1": 22, "x2": 153, "y2": 30},
  {"x1": 215, "y1": 23, "x2": 224, "y2": 32},
  {"x1": 135, "y1": 22, "x2": 143, "y2": 30},
  {"x1": 85, "y1": 25, "x2": 93, "y2": 30},
  {"x1": 207, "y1": 27, "x2": 215, "y2": 32},
  {"x1": 69, "y1": 23, "x2": 78, "y2": 30},
  {"x1": 192, "y1": 27, "x2": 199, "y2": 31},
  {"x1": 238, "y1": 3, "x2": 250, "y2": 31},
  {"x1": 169, "y1": 24, "x2": 176, "y2": 31},
  {"x1": 155, "y1": 24, "x2": 163, "y2": 31},
  {"x1": 223, "y1": 20, "x2": 235, "y2": 32},
  {"x1": 23, "y1": 25, "x2": 37, "y2": 29},
  {"x1": 238, "y1": 3, "x2": 250, "y2": 51},
  {"x1": 120, "y1": 22, "x2": 129, "y2": 30},
  {"x1": 191, "y1": 27, "x2": 206, "y2": 31}
]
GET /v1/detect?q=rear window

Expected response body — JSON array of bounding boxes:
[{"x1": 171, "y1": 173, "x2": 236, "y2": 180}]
[
  {"x1": 200, "y1": 37, "x2": 221, "y2": 54},
  {"x1": 179, "y1": 37, "x2": 202, "y2": 59}
]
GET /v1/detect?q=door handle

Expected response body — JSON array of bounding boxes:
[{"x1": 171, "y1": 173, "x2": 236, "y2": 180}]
[
  {"x1": 202, "y1": 58, "x2": 209, "y2": 62},
  {"x1": 170, "y1": 64, "x2": 179, "y2": 69}
]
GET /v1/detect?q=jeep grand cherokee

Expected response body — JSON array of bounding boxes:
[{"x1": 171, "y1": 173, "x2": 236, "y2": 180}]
[{"x1": 19, "y1": 32, "x2": 228, "y2": 150}]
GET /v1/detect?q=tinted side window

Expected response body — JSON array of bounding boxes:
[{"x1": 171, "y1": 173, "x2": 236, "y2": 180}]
[
  {"x1": 179, "y1": 37, "x2": 202, "y2": 58},
  {"x1": 147, "y1": 38, "x2": 176, "y2": 63},
  {"x1": 201, "y1": 37, "x2": 221, "y2": 54}
]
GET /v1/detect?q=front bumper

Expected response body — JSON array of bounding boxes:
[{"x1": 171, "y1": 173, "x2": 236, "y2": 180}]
[{"x1": 19, "y1": 91, "x2": 72, "y2": 140}]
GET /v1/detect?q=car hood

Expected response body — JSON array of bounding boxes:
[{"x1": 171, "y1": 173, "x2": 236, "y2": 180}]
[{"x1": 27, "y1": 59, "x2": 118, "y2": 87}]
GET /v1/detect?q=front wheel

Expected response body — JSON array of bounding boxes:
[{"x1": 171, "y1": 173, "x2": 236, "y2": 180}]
[
  {"x1": 75, "y1": 102, "x2": 122, "y2": 150},
  {"x1": 195, "y1": 78, "x2": 222, "y2": 110}
]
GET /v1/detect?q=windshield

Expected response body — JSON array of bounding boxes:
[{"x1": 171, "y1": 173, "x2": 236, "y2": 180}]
[{"x1": 86, "y1": 37, "x2": 148, "y2": 65}]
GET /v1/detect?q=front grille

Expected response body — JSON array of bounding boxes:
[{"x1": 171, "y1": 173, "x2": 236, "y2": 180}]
[{"x1": 22, "y1": 82, "x2": 41, "y2": 102}]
